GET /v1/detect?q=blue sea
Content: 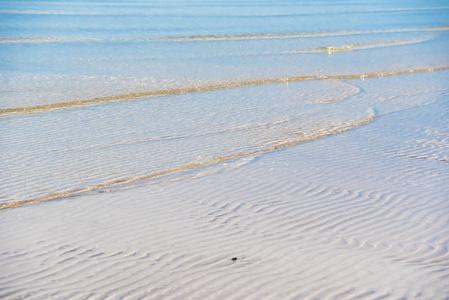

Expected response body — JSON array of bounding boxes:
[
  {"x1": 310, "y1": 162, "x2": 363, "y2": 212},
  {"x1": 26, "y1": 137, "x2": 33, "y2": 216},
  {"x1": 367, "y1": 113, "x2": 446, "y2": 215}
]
[{"x1": 1, "y1": 0, "x2": 448, "y2": 208}]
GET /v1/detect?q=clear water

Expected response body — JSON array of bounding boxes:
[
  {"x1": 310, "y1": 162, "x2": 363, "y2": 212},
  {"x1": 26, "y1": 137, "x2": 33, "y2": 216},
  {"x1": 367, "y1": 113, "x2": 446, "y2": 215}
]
[{"x1": 1, "y1": 0, "x2": 448, "y2": 207}]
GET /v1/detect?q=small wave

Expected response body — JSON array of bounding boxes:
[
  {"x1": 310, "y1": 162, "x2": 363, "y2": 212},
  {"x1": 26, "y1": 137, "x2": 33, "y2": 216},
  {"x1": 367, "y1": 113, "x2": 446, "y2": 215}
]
[
  {"x1": 377, "y1": 91, "x2": 430, "y2": 102},
  {"x1": 0, "y1": 26, "x2": 447, "y2": 43},
  {"x1": 1, "y1": 66, "x2": 447, "y2": 117},
  {"x1": 142, "y1": 26, "x2": 449, "y2": 41},
  {"x1": 0, "y1": 115, "x2": 376, "y2": 210},
  {"x1": 1, "y1": 6, "x2": 448, "y2": 17},
  {"x1": 275, "y1": 38, "x2": 432, "y2": 54},
  {"x1": 178, "y1": 37, "x2": 432, "y2": 59},
  {"x1": 235, "y1": 6, "x2": 449, "y2": 17}
]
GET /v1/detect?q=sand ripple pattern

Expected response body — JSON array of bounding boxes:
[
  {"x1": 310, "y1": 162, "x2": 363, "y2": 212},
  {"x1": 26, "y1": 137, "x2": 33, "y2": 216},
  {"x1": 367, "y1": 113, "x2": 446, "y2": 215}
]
[
  {"x1": 1, "y1": 70, "x2": 448, "y2": 210},
  {"x1": 0, "y1": 99, "x2": 448, "y2": 299},
  {"x1": 1, "y1": 2, "x2": 449, "y2": 298}
]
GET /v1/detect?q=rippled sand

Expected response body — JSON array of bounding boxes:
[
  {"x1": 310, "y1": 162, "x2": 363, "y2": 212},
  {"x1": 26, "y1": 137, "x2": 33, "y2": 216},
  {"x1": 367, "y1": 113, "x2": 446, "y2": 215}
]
[
  {"x1": 1, "y1": 99, "x2": 448, "y2": 299},
  {"x1": 1, "y1": 0, "x2": 449, "y2": 299}
]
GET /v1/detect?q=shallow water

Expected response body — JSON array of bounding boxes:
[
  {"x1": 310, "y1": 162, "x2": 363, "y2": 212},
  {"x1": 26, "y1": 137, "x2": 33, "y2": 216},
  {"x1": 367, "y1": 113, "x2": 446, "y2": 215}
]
[{"x1": 1, "y1": 0, "x2": 448, "y2": 208}]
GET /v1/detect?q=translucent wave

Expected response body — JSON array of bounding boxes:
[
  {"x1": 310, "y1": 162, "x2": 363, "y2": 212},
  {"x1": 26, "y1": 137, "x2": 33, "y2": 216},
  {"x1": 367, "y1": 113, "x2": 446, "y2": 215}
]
[
  {"x1": 0, "y1": 26, "x2": 447, "y2": 43},
  {"x1": 2, "y1": 66, "x2": 447, "y2": 116},
  {"x1": 175, "y1": 38, "x2": 432, "y2": 58},
  {"x1": 153, "y1": 26, "x2": 449, "y2": 41},
  {"x1": 274, "y1": 38, "x2": 432, "y2": 54},
  {"x1": 0, "y1": 115, "x2": 376, "y2": 210}
]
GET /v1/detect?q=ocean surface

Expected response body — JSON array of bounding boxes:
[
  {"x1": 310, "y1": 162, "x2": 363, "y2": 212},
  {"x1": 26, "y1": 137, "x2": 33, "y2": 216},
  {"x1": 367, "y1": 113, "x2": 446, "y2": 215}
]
[{"x1": 1, "y1": 0, "x2": 448, "y2": 208}]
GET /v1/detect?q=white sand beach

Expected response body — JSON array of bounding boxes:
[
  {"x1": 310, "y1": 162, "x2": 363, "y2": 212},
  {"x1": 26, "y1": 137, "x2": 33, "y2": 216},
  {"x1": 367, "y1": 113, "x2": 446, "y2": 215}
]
[
  {"x1": 1, "y1": 93, "x2": 448, "y2": 299},
  {"x1": 1, "y1": 1, "x2": 449, "y2": 299}
]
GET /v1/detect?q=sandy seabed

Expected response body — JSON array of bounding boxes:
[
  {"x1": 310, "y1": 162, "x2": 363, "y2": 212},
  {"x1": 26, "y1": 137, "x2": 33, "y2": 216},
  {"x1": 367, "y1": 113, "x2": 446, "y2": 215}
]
[{"x1": 1, "y1": 99, "x2": 449, "y2": 299}]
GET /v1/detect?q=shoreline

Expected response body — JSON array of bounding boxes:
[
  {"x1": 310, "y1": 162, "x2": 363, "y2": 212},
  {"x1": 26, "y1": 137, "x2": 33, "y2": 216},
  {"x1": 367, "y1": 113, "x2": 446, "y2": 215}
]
[{"x1": 1, "y1": 99, "x2": 448, "y2": 299}]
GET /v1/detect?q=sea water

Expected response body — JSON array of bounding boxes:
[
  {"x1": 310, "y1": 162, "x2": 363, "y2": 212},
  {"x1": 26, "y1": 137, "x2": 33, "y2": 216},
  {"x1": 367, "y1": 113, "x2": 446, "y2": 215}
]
[{"x1": 1, "y1": 0, "x2": 448, "y2": 208}]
